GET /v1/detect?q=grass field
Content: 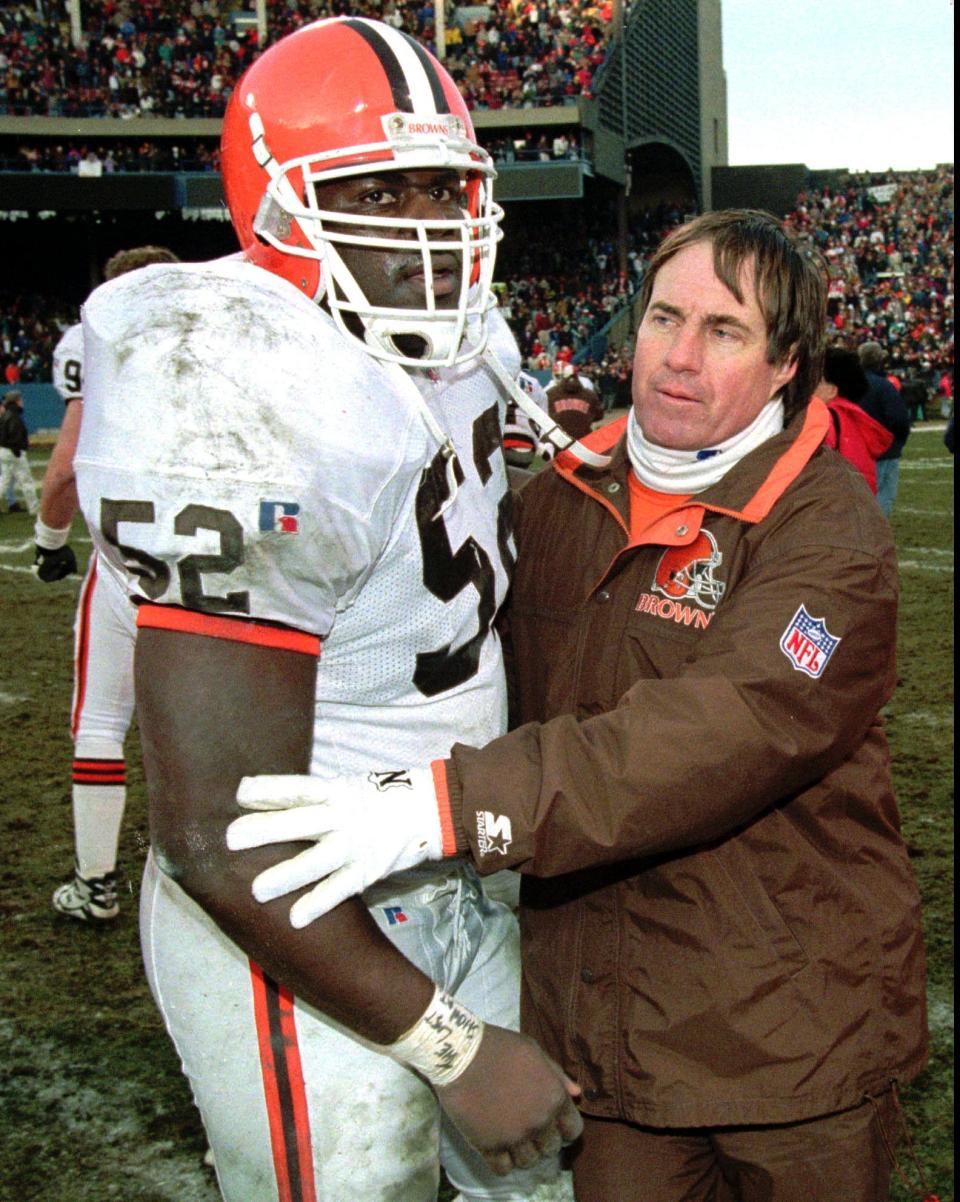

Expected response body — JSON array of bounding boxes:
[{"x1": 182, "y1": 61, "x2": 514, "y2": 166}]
[{"x1": 0, "y1": 424, "x2": 953, "y2": 1202}]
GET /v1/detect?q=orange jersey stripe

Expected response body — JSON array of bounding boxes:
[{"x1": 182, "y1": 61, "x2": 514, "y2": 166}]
[{"x1": 137, "y1": 605, "x2": 320, "y2": 657}]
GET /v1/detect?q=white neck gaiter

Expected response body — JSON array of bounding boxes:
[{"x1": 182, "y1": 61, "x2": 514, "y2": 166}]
[{"x1": 627, "y1": 397, "x2": 785, "y2": 494}]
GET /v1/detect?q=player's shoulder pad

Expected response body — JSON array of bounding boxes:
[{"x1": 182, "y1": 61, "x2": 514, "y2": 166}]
[
  {"x1": 53, "y1": 322, "x2": 83, "y2": 361},
  {"x1": 81, "y1": 257, "x2": 429, "y2": 495}
]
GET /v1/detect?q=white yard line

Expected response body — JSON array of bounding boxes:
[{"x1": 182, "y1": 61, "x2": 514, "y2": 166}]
[
  {"x1": 0, "y1": 562, "x2": 81, "y2": 580},
  {"x1": 897, "y1": 561, "x2": 954, "y2": 573},
  {"x1": 895, "y1": 710, "x2": 953, "y2": 728},
  {"x1": 0, "y1": 536, "x2": 91, "y2": 554}
]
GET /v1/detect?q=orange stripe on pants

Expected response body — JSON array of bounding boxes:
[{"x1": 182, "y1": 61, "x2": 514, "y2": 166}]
[{"x1": 249, "y1": 961, "x2": 317, "y2": 1202}]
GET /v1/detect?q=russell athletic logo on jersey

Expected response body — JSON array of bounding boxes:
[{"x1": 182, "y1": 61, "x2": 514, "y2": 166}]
[
  {"x1": 635, "y1": 530, "x2": 726, "y2": 629},
  {"x1": 779, "y1": 605, "x2": 841, "y2": 678},
  {"x1": 476, "y1": 811, "x2": 512, "y2": 856},
  {"x1": 259, "y1": 501, "x2": 300, "y2": 534}
]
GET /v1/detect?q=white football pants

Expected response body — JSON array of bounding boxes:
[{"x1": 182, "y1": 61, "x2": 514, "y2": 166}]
[{"x1": 141, "y1": 853, "x2": 568, "y2": 1202}]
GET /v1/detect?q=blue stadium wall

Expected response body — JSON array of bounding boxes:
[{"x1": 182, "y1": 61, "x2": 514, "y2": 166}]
[{"x1": 18, "y1": 384, "x2": 64, "y2": 436}]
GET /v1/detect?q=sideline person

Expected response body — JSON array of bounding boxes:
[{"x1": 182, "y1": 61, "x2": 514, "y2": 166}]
[
  {"x1": 858, "y1": 340, "x2": 911, "y2": 517},
  {"x1": 40, "y1": 247, "x2": 180, "y2": 924},
  {"x1": 0, "y1": 389, "x2": 39, "y2": 514},
  {"x1": 74, "y1": 17, "x2": 579, "y2": 1202},
  {"x1": 813, "y1": 345, "x2": 892, "y2": 495},
  {"x1": 232, "y1": 210, "x2": 928, "y2": 1202}
]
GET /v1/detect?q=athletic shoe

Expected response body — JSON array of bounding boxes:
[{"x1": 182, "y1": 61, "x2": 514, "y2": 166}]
[
  {"x1": 6, "y1": 502, "x2": 25, "y2": 513},
  {"x1": 52, "y1": 864, "x2": 119, "y2": 921}
]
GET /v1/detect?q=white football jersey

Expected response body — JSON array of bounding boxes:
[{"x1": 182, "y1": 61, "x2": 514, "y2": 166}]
[
  {"x1": 76, "y1": 257, "x2": 519, "y2": 775},
  {"x1": 52, "y1": 322, "x2": 84, "y2": 402}
]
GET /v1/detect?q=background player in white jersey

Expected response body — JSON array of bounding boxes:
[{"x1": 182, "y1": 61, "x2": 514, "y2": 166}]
[
  {"x1": 39, "y1": 246, "x2": 179, "y2": 923},
  {"x1": 74, "y1": 18, "x2": 579, "y2": 1202}
]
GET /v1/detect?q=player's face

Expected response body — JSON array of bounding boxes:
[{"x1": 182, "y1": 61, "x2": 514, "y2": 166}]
[
  {"x1": 314, "y1": 169, "x2": 466, "y2": 312},
  {"x1": 632, "y1": 240, "x2": 797, "y2": 451}
]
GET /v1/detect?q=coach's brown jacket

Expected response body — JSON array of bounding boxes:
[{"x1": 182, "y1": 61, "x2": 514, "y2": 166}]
[{"x1": 444, "y1": 399, "x2": 928, "y2": 1127}]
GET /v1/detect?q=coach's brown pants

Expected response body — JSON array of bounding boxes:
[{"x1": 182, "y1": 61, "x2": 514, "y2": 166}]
[{"x1": 569, "y1": 1089, "x2": 898, "y2": 1202}]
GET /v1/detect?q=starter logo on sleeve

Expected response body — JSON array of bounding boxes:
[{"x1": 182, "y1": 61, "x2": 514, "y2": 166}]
[
  {"x1": 779, "y1": 604, "x2": 841, "y2": 678},
  {"x1": 476, "y1": 811, "x2": 512, "y2": 856},
  {"x1": 259, "y1": 501, "x2": 300, "y2": 533}
]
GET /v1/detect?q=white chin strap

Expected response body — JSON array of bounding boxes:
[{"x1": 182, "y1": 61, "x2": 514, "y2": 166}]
[{"x1": 482, "y1": 349, "x2": 611, "y2": 469}]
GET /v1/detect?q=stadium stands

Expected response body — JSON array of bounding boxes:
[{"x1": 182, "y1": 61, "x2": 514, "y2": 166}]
[
  {"x1": 0, "y1": 5, "x2": 952, "y2": 401},
  {"x1": 0, "y1": 0, "x2": 612, "y2": 119},
  {"x1": 1, "y1": 168, "x2": 953, "y2": 392},
  {"x1": 786, "y1": 167, "x2": 954, "y2": 392}
]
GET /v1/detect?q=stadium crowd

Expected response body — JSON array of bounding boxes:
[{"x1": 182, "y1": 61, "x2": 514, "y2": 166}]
[
  {"x1": 0, "y1": 0, "x2": 953, "y2": 401},
  {"x1": 3, "y1": 138, "x2": 220, "y2": 173},
  {"x1": 0, "y1": 0, "x2": 611, "y2": 119},
  {"x1": 785, "y1": 167, "x2": 954, "y2": 392},
  {"x1": 499, "y1": 201, "x2": 692, "y2": 373},
  {"x1": 1, "y1": 169, "x2": 954, "y2": 401}
]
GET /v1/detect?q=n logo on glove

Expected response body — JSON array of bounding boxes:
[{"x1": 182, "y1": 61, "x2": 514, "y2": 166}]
[{"x1": 367, "y1": 770, "x2": 414, "y2": 791}]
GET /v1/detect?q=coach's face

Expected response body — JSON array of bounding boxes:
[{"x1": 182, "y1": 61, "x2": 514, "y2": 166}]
[{"x1": 632, "y1": 240, "x2": 797, "y2": 451}]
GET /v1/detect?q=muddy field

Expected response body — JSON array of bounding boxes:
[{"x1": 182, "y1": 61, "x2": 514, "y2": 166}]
[{"x1": 0, "y1": 425, "x2": 953, "y2": 1202}]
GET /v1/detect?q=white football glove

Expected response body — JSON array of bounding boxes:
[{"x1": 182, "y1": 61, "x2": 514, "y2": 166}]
[{"x1": 226, "y1": 768, "x2": 446, "y2": 928}]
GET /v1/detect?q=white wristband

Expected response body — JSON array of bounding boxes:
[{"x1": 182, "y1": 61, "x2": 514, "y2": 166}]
[
  {"x1": 383, "y1": 987, "x2": 484, "y2": 1086},
  {"x1": 34, "y1": 518, "x2": 72, "y2": 551}
]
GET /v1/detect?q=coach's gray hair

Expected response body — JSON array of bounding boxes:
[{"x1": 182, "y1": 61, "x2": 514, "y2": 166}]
[{"x1": 636, "y1": 210, "x2": 828, "y2": 423}]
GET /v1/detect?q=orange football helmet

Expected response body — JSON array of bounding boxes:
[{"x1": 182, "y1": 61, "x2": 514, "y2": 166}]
[{"x1": 221, "y1": 17, "x2": 502, "y2": 367}]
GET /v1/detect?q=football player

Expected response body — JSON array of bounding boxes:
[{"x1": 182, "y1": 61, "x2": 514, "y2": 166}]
[
  {"x1": 541, "y1": 365, "x2": 605, "y2": 457},
  {"x1": 41, "y1": 247, "x2": 179, "y2": 923},
  {"x1": 74, "y1": 18, "x2": 579, "y2": 1202}
]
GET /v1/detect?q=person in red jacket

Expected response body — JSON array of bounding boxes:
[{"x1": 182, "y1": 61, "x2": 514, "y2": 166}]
[{"x1": 814, "y1": 347, "x2": 893, "y2": 495}]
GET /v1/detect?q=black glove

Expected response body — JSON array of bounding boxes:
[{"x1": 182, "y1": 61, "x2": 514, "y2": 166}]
[{"x1": 34, "y1": 543, "x2": 78, "y2": 582}]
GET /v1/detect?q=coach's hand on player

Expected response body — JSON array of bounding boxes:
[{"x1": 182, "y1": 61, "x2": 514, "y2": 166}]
[
  {"x1": 228, "y1": 768, "x2": 448, "y2": 924},
  {"x1": 438, "y1": 1023, "x2": 583, "y2": 1174}
]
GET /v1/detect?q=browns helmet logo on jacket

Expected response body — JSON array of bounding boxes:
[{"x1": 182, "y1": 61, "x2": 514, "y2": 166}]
[{"x1": 652, "y1": 530, "x2": 726, "y2": 611}]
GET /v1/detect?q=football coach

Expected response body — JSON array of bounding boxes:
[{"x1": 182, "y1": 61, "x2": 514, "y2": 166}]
[{"x1": 230, "y1": 209, "x2": 929, "y2": 1202}]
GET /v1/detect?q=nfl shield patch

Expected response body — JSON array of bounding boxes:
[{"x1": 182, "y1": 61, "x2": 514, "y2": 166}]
[{"x1": 779, "y1": 604, "x2": 841, "y2": 678}]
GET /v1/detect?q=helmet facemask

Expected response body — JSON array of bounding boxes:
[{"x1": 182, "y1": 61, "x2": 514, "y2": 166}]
[{"x1": 250, "y1": 111, "x2": 503, "y2": 369}]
